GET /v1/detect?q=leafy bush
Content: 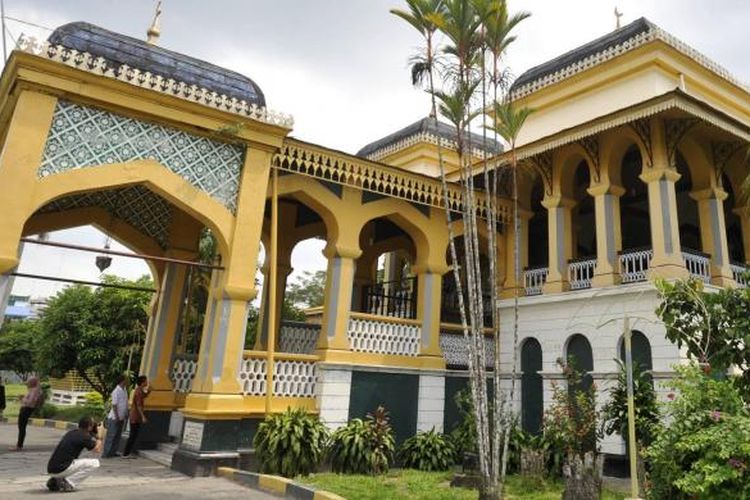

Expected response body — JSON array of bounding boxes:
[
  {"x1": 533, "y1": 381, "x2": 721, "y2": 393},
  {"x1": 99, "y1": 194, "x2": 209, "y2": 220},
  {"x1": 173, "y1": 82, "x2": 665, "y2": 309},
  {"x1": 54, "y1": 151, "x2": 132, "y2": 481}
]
[
  {"x1": 36, "y1": 403, "x2": 57, "y2": 419},
  {"x1": 448, "y1": 388, "x2": 477, "y2": 463},
  {"x1": 646, "y1": 365, "x2": 750, "y2": 499},
  {"x1": 543, "y1": 359, "x2": 600, "y2": 476},
  {"x1": 83, "y1": 392, "x2": 106, "y2": 420},
  {"x1": 601, "y1": 359, "x2": 659, "y2": 449},
  {"x1": 328, "y1": 406, "x2": 395, "y2": 475},
  {"x1": 253, "y1": 407, "x2": 328, "y2": 478},
  {"x1": 398, "y1": 429, "x2": 454, "y2": 471}
]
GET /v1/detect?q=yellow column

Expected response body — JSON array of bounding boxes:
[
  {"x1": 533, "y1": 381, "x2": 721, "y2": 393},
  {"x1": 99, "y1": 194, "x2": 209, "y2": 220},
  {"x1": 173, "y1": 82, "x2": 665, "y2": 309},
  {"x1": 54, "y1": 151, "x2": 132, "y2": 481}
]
[
  {"x1": 542, "y1": 195, "x2": 575, "y2": 293},
  {"x1": 413, "y1": 262, "x2": 449, "y2": 369},
  {"x1": 316, "y1": 242, "x2": 361, "y2": 361},
  {"x1": 590, "y1": 183, "x2": 625, "y2": 287},
  {"x1": 184, "y1": 148, "x2": 272, "y2": 417},
  {"x1": 0, "y1": 91, "x2": 58, "y2": 274},
  {"x1": 692, "y1": 187, "x2": 734, "y2": 286},
  {"x1": 734, "y1": 206, "x2": 750, "y2": 265},
  {"x1": 141, "y1": 258, "x2": 190, "y2": 410},
  {"x1": 641, "y1": 119, "x2": 689, "y2": 280}
]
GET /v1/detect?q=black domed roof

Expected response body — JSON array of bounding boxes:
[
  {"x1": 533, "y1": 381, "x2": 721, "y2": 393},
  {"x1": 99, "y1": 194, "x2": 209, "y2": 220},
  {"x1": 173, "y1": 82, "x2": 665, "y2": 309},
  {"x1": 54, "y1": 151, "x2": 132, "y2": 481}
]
[{"x1": 48, "y1": 22, "x2": 265, "y2": 107}]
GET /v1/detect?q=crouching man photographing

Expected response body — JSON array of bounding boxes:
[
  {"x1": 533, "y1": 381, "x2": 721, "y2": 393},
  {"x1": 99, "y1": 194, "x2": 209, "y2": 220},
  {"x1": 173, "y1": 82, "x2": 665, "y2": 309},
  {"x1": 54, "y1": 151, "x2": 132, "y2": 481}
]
[{"x1": 46, "y1": 417, "x2": 102, "y2": 492}]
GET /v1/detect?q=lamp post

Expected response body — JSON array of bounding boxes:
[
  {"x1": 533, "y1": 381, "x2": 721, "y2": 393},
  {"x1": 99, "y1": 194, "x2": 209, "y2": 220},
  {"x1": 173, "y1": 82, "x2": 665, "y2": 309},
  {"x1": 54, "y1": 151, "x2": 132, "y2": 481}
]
[{"x1": 623, "y1": 315, "x2": 642, "y2": 500}]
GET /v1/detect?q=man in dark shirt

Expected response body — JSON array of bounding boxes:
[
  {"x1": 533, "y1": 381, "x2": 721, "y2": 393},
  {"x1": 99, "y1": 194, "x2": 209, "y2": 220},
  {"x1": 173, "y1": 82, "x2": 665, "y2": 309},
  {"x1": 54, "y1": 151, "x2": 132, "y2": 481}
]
[{"x1": 46, "y1": 416, "x2": 102, "y2": 492}]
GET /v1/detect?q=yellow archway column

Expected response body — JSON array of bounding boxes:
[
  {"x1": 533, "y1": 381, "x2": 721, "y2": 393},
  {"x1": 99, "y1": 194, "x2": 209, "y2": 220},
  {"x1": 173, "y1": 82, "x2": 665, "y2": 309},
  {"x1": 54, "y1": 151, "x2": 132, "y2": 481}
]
[
  {"x1": 589, "y1": 183, "x2": 625, "y2": 287},
  {"x1": 140, "y1": 257, "x2": 190, "y2": 410},
  {"x1": 641, "y1": 119, "x2": 689, "y2": 280},
  {"x1": 183, "y1": 148, "x2": 272, "y2": 417},
  {"x1": 0, "y1": 91, "x2": 58, "y2": 274},
  {"x1": 542, "y1": 195, "x2": 575, "y2": 293},
  {"x1": 692, "y1": 187, "x2": 734, "y2": 286},
  {"x1": 734, "y1": 206, "x2": 750, "y2": 265},
  {"x1": 316, "y1": 241, "x2": 361, "y2": 361},
  {"x1": 413, "y1": 260, "x2": 449, "y2": 368}
]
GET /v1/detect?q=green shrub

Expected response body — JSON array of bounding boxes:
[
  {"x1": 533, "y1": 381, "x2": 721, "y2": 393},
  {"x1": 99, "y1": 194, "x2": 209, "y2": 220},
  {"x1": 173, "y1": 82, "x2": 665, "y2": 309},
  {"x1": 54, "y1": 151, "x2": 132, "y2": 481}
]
[
  {"x1": 602, "y1": 359, "x2": 659, "y2": 449},
  {"x1": 646, "y1": 365, "x2": 750, "y2": 499},
  {"x1": 83, "y1": 392, "x2": 106, "y2": 420},
  {"x1": 36, "y1": 403, "x2": 57, "y2": 419},
  {"x1": 253, "y1": 407, "x2": 328, "y2": 478},
  {"x1": 448, "y1": 388, "x2": 477, "y2": 463},
  {"x1": 328, "y1": 406, "x2": 395, "y2": 475},
  {"x1": 398, "y1": 429, "x2": 454, "y2": 471}
]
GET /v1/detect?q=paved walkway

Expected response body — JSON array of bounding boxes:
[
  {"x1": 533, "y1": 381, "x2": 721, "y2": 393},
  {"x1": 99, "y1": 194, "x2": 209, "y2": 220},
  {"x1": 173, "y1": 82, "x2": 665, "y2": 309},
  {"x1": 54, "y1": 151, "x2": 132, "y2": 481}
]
[{"x1": 0, "y1": 423, "x2": 275, "y2": 499}]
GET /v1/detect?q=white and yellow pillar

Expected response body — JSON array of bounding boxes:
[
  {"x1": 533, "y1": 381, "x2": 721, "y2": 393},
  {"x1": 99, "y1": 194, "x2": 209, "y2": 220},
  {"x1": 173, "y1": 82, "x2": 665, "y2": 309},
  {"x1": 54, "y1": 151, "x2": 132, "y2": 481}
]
[
  {"x1": 589, "y1": 183, "x2": 625, "y2": 287},
  {"x1": 692, "y1": 187, "x2": 734, "y2": 285},
  {"x1": 542, "y1": 195, "x2": 575, "y2": 293}
]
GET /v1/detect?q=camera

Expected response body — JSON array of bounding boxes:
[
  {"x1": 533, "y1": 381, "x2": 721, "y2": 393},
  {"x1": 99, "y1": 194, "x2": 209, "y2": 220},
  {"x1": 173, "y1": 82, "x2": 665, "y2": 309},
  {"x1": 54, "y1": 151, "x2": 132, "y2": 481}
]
[{"x1": 90, "y1": 422, "x2": 100, "y2": 437}]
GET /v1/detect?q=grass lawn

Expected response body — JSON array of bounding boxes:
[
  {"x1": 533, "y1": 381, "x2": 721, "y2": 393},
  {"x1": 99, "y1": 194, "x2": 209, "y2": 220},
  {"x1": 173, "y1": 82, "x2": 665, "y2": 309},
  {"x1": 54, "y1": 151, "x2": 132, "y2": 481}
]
[
  {"x1": 298, "y1": 470, "x2": 627, "y2": 500},
  {"x1": 2, "y1": 383, "x2": 25, "y2": 418}
]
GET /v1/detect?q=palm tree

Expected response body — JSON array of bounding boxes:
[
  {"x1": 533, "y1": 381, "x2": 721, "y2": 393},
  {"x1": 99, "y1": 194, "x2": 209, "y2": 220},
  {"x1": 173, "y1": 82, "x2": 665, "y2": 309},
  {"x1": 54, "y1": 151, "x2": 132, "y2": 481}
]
[{"x1": 489, "y1": 100, "x2": 534, "y2": 483}]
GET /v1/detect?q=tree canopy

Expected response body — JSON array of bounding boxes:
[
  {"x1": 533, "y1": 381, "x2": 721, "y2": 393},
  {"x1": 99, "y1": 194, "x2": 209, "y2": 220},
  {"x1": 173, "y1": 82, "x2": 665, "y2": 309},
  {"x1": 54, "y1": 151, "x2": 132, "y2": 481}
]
[
  {"x1": 0, "y1": 319, "x2": 39, "y2": 380},
  {"x1": 34, "y1": 275, "x2": 153, "y2": 398}
]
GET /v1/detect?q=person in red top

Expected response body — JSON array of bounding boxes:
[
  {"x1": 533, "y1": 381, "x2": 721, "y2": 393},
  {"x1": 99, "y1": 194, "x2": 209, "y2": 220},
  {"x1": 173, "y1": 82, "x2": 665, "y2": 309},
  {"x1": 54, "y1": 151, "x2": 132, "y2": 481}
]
[{"x1": 123, "y1": 375, "x2": 148, "y2": 458}]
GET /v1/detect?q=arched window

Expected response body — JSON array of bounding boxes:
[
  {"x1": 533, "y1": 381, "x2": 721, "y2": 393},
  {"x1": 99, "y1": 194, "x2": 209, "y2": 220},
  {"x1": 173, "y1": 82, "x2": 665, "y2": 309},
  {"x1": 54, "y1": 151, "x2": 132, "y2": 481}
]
[
  {"x1": 566, "y1": 334, "x2": 593, "y2": 392},
  {"x1": 675, "y1": 153, "x2": 701, "y2": 252},
  {"x1": 620, "y1": 146, "x2": 651, "y2": 251},
  {"x1": 618, "y1": 330, "x2": 652, "y2": 371},
  {"x1": 572, "y1": 161, "x2": 596, "y2": 258},
  {"x1": 521, "y1": 338, "x2": 543, "y2": 435},
  {"x1": 528, "y1": 177, "x2": 549, "y2": 268},
  {"x1": 722, "y1": 174, "x2": 746, "y2": 264}
]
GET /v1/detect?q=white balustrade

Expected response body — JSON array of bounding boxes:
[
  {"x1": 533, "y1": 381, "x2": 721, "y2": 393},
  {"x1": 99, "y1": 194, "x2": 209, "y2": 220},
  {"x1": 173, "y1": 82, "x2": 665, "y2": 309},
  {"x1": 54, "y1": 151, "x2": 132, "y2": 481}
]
[
  {"x1": 524, "y1": 267, "x2": 549, "y2": 296},
  {"x1": 278, "y1": 322, "x2": 320, "y2": 354},
  {"x1": 272, "y1": 360, "x2": 317, "y2": 398},
  {"x1": 347, "y1": 315, "x2": 420, "y2": 356},
  {"x1": 238, "y1": 353, "x2": 318, "y2": 398},
  {"x1": 682, "y1": 250, "x2": 711, "y2": 283},
  {"x1": 568, "y1": 258, "x2": 596, "y2": 290},
  {"x1": 731, "y1": 263, "x2": 749, "y2": 286},
  {"x1": 620, "y1": 248, "x2": 653, "y2": 283},
  {"x1": 171, "y1": 356, "x2": 197, "y2": 393}
]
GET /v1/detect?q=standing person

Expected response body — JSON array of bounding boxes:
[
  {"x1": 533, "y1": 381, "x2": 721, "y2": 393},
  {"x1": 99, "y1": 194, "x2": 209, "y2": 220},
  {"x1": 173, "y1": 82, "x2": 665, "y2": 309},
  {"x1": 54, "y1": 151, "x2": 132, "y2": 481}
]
[
  {"x1": 10, "y1": 376, "x2": 43, "y2": 451},
  {"x1": 0, "y1": 376, "x2": 6, "y2": 419},
  {"x1": 122, "y1": 375, "x2": 148, "y2": 458},
  {"x1": 46, "y1": 416, "x2": 102, "y2": 492},
  {"x1": 102, "y1": 374, "x2": 128, "y2": 458}
]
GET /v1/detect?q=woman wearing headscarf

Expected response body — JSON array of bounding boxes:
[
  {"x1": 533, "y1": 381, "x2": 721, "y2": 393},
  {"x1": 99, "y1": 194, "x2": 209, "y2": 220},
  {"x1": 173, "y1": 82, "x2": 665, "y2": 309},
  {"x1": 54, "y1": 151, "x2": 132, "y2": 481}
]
[{"x1": 10, "y1": 377, "x2": 43, "y2": 451}]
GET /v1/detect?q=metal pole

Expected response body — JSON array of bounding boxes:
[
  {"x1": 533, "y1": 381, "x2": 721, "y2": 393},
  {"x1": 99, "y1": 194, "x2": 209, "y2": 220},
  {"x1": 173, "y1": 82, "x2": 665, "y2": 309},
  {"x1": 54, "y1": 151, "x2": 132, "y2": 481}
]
[
  {"x1": 264, "y1": 168, "x2": 279, "y2": 414},
  {"x1": 1, "y1": 0, "x2": 7, "y2": 63},
  {"x1": 11, "y1": 272, "x2": 156, "y2": 293},
  {"x1": 19, "y1": 237, "x2": 224, "y2": 270},
  {"x1": 624, "y1": 316, "x2": 642, "y2": 500}
]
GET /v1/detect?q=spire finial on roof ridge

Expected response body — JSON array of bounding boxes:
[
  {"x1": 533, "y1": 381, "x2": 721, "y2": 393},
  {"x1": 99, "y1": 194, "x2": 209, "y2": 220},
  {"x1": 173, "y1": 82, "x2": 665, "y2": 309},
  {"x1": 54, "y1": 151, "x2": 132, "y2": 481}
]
[
  {"x1": 614, "y1": 7, "x2": 623, "y2": 30},
  {"x1": 146, "y1": 0, "x2": 162, "y2": 45}
]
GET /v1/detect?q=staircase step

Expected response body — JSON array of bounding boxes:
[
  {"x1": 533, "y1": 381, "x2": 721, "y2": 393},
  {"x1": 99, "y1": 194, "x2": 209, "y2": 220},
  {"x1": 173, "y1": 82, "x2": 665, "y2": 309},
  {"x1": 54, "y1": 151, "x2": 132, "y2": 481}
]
[
  {"x1": 158, "y1": 442, "x2": 178, "y2": 454},
  {"x1": 139, "y1": 448, "x2": 173, "y2": 468}
]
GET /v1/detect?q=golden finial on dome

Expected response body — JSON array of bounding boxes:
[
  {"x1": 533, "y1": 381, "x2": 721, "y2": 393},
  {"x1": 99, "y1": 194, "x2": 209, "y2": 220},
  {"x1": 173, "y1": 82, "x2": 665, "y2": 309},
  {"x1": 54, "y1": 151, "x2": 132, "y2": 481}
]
[{"x1": 146, "y1": 0, "x2": 162, "y2": 45}]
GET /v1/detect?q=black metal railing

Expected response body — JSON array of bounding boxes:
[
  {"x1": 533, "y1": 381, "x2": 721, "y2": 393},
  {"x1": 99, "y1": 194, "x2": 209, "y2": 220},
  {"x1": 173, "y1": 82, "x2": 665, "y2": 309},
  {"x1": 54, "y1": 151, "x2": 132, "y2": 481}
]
[{"x1": 361, "y1": 277, "x2": 417, "y2": 319}]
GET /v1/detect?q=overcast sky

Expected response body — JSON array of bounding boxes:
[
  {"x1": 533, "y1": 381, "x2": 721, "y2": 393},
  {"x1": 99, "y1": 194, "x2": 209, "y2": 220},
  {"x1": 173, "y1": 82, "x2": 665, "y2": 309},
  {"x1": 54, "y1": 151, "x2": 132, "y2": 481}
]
[{"x1": 8, "y1": 0, "x2": 750, "y2": 298}]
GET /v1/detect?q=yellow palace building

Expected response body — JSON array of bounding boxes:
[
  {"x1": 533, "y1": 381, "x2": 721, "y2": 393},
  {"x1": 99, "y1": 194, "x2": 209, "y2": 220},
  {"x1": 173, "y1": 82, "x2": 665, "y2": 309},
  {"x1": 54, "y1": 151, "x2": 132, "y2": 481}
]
[{"x1": 0, "y1": 17, "x2": 748, "y2": 474}]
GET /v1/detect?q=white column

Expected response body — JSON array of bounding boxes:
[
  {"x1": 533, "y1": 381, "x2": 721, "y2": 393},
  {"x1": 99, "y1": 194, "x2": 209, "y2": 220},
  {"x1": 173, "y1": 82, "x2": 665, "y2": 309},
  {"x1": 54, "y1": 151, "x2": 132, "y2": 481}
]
[
  {"x1": 417, "y1": 374, "x2": 445, "y2": 432},
  {"x1": 316, "y1": 365, "x2": 352, "y2": 430}
]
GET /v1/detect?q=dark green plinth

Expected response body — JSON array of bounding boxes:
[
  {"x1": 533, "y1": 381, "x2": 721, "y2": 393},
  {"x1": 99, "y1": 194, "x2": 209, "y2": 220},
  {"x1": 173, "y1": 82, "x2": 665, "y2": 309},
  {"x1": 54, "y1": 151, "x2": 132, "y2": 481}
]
[{"x1": 170, "y1": 417, "x2": 261, "y2": 477}]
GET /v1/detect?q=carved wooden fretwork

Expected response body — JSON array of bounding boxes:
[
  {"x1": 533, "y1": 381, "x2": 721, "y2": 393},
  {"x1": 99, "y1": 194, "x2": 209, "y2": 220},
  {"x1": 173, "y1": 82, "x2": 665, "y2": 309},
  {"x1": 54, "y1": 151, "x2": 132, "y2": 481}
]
[
  {"x1": 665, "y1": 118, "x2": 699, "y2": 168},
  {"x1": 523, "y1": 151, "x2": 554, "y2": 195},
  {"x1": 272, "y1": 139, "x2": 511, "y2": 223},
  {"x1": 629, "y1": 119, "x2": 653, "y2": 168},
  {"x1": 577, "y1": 137, "x2": 601, "y2": 182},
  {"x1": 711, "y1": 141, "x2": 745, "y2": 184}
]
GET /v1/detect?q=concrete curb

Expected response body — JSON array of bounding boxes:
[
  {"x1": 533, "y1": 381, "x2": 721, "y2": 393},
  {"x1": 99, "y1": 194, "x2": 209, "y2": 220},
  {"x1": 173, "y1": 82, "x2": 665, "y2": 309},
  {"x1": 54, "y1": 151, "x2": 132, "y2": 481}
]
[
  {"x1": 217, "y1": 467, "x2": 345, "y2": 500},
  {"x1": 1, "y1": 416, "x2": 77, "y2": 430}
]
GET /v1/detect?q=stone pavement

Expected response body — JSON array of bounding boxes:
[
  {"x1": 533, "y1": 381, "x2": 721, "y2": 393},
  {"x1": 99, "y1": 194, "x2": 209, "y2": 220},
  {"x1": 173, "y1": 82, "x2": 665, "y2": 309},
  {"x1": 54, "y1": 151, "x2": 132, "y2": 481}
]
[{"x1": 0, "y1": 423, "x2": 275, "y2": 499}]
